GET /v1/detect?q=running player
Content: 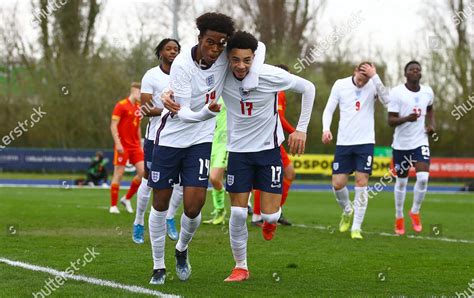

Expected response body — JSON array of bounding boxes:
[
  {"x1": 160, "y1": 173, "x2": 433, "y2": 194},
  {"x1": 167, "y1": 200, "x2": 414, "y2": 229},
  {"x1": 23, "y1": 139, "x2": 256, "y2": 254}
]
[
  {"x1": 204, "y1": 96, "x2": 228, "y2": 225},
  {"x1": 321, "y1": 62, "x2": 389, "y2": 239},
  {"x1": 221, "y1": 31, "x2": 315, "y2": 282},
  {"x1": 388, "y1": 60, "x2": 435, "y2": 235},
  {"x1": 132, "y1": 38, "x2": 182, "y2": 244},
  {"x1": 147, "y1": 13, "x2": 265, "y2": 285},
  {"x1": 109, "y1": 82, "x2": 145, "y2": 214},
  {"x1": 252, "y1": 64, "x2": 296, "y2": 226}
]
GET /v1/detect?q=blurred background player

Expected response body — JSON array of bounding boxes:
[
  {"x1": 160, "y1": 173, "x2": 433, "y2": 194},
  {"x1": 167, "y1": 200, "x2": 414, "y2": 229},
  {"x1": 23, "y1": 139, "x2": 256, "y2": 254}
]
[
  {"x1": 252, "y1": 64, "x2": 296, "y2": 226},
  {"x1": 75, "y1": 151, "x2": 108, "y2": 187},
  {"x1": 204, "y1": 96, "x2": 228, "y2": 225},
  {"x1": 321, "y1": 62, "x2": 389, "y2": 239},
  {"x1": 86, "y1": 151, "x2": 108, "y2": 186},
  {"x1": 388, "y1": 60, "x2": 435, "y2": 235},
  {"x1": 109, "y1": 82, "x2": 145, "y2": 214},
  {"x1": 148, "y1": 13, "x2": 264, "y2": 285},
  {"x1": 133, "y1": 38, "x2": 182, "y2": 244},
  {"x1": 221, "y1": 31, "x2": 315, "y2": 282}
]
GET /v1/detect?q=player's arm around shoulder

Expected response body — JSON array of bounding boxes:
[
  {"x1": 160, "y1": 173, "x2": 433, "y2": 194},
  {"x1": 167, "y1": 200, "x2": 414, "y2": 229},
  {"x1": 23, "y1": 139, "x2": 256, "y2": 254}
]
[{"x1": 175, "y1": 96, "x2": 221, "y2": 123}]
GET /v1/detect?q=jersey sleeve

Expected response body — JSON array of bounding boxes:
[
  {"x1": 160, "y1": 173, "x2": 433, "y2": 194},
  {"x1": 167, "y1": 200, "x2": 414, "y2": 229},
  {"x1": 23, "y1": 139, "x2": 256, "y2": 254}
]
[
  {"x1": 170, "y1": 61, "x2": 192, "y2": 99},
  {"x1": 322, "y1": 81, "x2": 340, "y2": 131},
  {"x1": 387, "y1": 89, "x2": 400, "y2": 113},
  {"x1": 141, "y1": 71, "x2": 154, "y2": 94},
  {"x1": 112, "y1": 102, "x2": 124, "y2": 120}
]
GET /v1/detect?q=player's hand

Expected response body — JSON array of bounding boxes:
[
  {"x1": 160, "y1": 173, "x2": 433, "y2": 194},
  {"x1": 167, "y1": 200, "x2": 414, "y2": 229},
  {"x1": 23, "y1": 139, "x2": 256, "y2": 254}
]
[
  {"x1": 405, "y1": 113, "x2": 418, "y2": 122},
  {"x1": 116, "y1": 143, "x2": 124, "y2": 154},
  {"x1": 288, "y1": 130, "x2": 306, "y2": 156},
  {"x1": 161, "y1": 89, "x2": 180, "y2": 113},
  {"x1": 359, "y1": 63, "x2": 376, "y2": 78},
  {"x1": 425, "y1": 124, "x2": 436, "y2": 136},
  {"x1": 321, "y1": 130, "x2": 333, "y2": 144},
  {"x1": 208, "y1": 100, "x2": 221, "y2": 113}
]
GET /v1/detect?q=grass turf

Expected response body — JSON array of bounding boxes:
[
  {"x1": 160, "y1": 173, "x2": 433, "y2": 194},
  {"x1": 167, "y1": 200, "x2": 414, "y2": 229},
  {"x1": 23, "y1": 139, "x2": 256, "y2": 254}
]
[{"x1": 0, "y1": 187, "x2": 473, "y2": 297}]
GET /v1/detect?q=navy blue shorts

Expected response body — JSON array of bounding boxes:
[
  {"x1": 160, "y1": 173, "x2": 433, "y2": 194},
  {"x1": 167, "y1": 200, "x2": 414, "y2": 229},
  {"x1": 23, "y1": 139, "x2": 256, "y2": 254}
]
[
  {"x1": 148, "y1": 142, "x2": 212, "y2": 189},
  {"x1": 226, "y1": 147, "x2": 283, "y2": 194},
  {"x1": 144, "y1": 139, "x2": 154, "y2": 172},
  {"x1": 332, "y1": 144, "x2": 374, "y2": 175},
  {"x1": 393, "y1": 145, "x2": 430, "y2": 177}
]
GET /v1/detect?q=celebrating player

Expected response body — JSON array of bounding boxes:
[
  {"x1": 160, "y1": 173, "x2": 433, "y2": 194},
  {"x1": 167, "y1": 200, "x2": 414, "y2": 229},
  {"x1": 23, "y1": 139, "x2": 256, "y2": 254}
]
[
  {"x1": 109, "y1": 82, "x2": 145, "y2": 214},
  {"x1": 147, "y1": 13, "x2": 265, "y2": 285},
  {"x1": 252, "y1": 64, "x2": 296, "y2": 226},
  {"x1": 388, "y1": 61, "x2": 435, "y2": 235},
  {"x1": 132, "y1": 38, "x2": 183, "y2": 244},
  {"x1": 321, "y1": 62, "x2": 389, "y2": 239},
  {"x1": 221, "y1": 31, "x2": 315, "y2": 282}
]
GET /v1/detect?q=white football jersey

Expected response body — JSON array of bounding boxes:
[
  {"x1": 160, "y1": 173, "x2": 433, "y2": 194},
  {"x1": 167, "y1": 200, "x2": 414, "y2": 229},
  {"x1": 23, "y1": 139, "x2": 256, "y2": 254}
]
[
  {"x1": 324, "y1": 76, "x2": 379, "y2": 145},
  {"x1": 156, "y1": 47, "x2": 227, "y2": 148},
  {"x1": 388, "y1": 84, "x2": 434, "y2": 150},
  {"x1": 140, "y1": 65, "x2": 167, "y2": 141},
  {"x1": 222, "y1": 65, "x2": 298, "y2": 153}
]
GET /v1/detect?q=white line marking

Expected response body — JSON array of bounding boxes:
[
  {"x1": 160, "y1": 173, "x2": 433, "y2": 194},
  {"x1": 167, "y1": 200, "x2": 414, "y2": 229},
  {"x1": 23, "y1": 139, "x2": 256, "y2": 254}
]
[
  {"x1": 292, "y1": 224, "x2": 474, "y2": 244},
  {"x1": 0, "y1": 258, "x2": 180, "y2": 297}
]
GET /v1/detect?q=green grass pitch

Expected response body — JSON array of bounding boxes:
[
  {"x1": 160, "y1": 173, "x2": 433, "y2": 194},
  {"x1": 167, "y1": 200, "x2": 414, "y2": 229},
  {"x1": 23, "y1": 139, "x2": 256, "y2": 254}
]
[{"x1": 0, "y1": 186, "x2": 473, "y2": 297}]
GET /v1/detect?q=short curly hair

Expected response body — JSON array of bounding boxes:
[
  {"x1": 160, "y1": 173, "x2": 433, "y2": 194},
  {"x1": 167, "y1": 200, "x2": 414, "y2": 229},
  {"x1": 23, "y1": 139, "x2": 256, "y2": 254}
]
[
  {"x1": 226, "y1": 31, "x2": 258, "y2": 53},
  {"x1": 154, "y1": 38, "x2": 181, "y2": 60},
  {"x1": 196, "y1": 12, "x2": 235, "y2": 37},
  {"x1": 404, "y1": 60, "x2": 421, "y2": 73}
]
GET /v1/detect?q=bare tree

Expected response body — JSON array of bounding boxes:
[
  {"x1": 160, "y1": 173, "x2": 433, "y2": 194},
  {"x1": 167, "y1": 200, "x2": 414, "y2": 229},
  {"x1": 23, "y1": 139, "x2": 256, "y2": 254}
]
[{"x1": 424, "y1": 0, "x2": 473, "y2": 156}]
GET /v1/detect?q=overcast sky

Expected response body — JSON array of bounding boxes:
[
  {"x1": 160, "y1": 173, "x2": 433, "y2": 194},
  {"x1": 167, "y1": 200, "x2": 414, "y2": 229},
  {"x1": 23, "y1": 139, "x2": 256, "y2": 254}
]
[{"x1": 2, "y1": 0, "x2": 467, "y2": 80}]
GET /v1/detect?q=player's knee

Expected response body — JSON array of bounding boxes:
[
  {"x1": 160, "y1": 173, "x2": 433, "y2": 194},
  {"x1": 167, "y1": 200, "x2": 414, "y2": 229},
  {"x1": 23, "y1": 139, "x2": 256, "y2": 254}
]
[
  {"x1": 332, "y1": 181, "x2": 346, "y2": 190},
  {"x1": 354, "y1": 174, "x2": 368, "y2": 187},
  {"x1": 184, "y1": 208, "x2": 201, "y2": 219},
  {"x1": 395, "y1": 177, "x2": 408, "y2": 191},
  {"x1": 416, "y1": 172, "x2": 429, "y2": 191},
  {"x1": 152, "y1": 190, "x2": 169, "y2": 211},
  {"x1": 230, "y1": 206, "x2": 248, "y2": 225}
]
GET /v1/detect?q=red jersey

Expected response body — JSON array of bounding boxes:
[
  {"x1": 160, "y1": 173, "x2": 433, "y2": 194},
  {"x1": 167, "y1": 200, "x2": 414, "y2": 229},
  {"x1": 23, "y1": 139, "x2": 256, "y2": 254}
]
[
  {"x1": 277, "y1": 91, "x2": 295, "y2": 134},
  {"x1": 112, "y1": 98, "x2": 141, "y2": 149}
]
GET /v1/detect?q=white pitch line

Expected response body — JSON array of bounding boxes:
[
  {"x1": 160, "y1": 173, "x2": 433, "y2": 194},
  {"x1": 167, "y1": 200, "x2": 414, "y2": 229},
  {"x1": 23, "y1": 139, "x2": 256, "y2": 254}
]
[
  {"x1": 292, "y1": 224, "x2": 474, "y2": 244},
  {"x1": 0, "y1": 258, "x2": 180, "y2": 298}
]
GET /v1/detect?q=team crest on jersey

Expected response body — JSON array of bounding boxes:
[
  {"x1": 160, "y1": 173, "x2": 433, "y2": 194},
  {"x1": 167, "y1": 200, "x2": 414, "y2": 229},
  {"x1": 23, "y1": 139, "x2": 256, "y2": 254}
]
[
  {"x1": 239, "y1": 87, "x2": 250, "y2": 98},
  {"x1": 206, "y1": 75, "x2": 215, "y2": 87},
  {"x1": 151, "y1": 171, "x2": 160, "y2": 182},
  {"x1": 227, "y1": 174, "x2": 234, "y2": 186},
  {"x1": 333, "y1": 162, "x2": 339, "y2": 171}
]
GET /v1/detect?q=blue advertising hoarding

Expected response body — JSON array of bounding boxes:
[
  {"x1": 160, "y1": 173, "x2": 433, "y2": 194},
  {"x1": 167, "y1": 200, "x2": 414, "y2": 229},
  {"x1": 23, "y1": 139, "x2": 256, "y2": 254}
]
[{"x1": 0, "y1": 148, "x2": 115, "y2": 172}]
